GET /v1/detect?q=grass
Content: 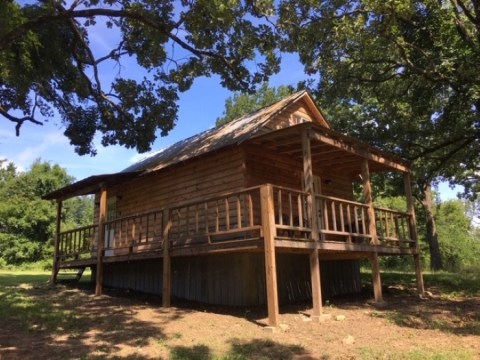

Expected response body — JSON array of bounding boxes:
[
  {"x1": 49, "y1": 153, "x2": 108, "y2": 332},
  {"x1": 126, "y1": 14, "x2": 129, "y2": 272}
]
[
  {"x1": 0, "y1": 269, "x2": 50, "y2": 286},
  {"x1": 361, "y1": 267, "x2": 480, "y2": 297},
  {"x1": 359, "y1": 347, "x2": 474, "y2": 360},
  {"x1": 360, "y1": 267, "x2": 480, "y2": 339},
  {"x1": 0, "y1": 269, "x2": 93, "y2": 333},
  {"x1": 1, "y1": 268, "x2": 479, "y2": 359}
]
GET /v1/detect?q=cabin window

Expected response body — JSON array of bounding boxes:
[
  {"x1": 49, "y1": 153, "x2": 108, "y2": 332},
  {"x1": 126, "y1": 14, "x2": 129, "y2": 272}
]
[{"x1": 107, "y1": 197, "x2": 117, "y2": 221}]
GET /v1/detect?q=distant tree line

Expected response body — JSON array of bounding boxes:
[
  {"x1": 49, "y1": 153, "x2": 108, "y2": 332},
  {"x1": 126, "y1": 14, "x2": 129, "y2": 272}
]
[{"x1": 0, "y1": 160, "x2": 92, "y2": 268}]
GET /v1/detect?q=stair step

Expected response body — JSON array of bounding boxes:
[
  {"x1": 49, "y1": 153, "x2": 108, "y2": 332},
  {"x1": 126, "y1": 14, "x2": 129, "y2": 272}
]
[{"x1": 56, "y1": 267, "x2": 86, "y2": 283}]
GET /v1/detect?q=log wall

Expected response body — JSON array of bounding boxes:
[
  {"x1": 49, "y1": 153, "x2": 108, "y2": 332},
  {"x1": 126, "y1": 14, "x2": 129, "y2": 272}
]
[{"x1": 93, "y1": 147, "x2": 245, "y2": 224}]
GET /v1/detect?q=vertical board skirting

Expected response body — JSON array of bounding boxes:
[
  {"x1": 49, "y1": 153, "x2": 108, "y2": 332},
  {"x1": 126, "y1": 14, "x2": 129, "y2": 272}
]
[{"x1": 102, "y1": 254, "x2": 362, "y2": 306}]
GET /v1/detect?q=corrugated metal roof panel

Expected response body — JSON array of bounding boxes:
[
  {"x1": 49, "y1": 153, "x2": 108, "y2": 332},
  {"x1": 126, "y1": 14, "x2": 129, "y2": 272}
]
[{"x1": 122, "y1": 90, "x2": 313, "y2": 173}]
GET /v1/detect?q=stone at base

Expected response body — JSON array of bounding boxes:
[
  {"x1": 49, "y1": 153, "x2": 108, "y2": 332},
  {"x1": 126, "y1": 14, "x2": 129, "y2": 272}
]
[
  {"x1": 342, "y1": 335, "x2": 355, "y2": 345},
  {"x1": 263, "y1": 326, "x2": 278, "y2": 333},
  {"x1": 311, "y1": 314, "x2": 332, "y2": 322},
  {"x1": 263, "y1": 323, "x2": 290, "y2": 332}
]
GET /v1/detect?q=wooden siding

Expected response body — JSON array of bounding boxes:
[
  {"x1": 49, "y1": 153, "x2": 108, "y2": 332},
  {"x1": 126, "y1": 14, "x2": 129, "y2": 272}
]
[
  {"x1": 102, "y1": 253, "x2": 361, "y2": 306},
  {"x1": 244, "y1": 145, "x2": 302, "y2": 189},
  {"x1": 93, "y1": 148, "x2": 246, "y2": 225}
]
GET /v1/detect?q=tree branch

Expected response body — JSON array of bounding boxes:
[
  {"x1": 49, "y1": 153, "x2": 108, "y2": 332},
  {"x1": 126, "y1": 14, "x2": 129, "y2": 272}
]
[
  {"x1": 0, "y1": 7, "x2": 250, "y2": 89},
  {"x1": 0, "y1": 106, "x2": 43, "y2": 136}
]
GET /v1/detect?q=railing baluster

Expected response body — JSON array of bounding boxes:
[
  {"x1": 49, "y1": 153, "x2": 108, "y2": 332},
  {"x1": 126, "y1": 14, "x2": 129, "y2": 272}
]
[
  {"x1": 331, "y1": 201, "x2": 337, "y2": 231},
  {"x1": 339, "y1": 202, "x2": 345, "y2": 233},
  {"x1": 248, "y1": 193, "x2": 254, "y2": 227},
  {"x1": 204, "y1": 202, "x2": 209, "y2": 235},
  {"x1": 215, "y1": 201, "x2": 219, "y2": 232},
  {"x1": 354, "y1": 206, "x2": 360, "y2": 236},
  {"x1": 237, "y1": 196, "x2": 242, "y2": 229},
  {"x1": 360, "y1": 207, "x2": 366, "y2": 236},
  {"x1": 288, "y1": 192, "x2": 293, "y2": 226},
  {"x1": 277, "y1": 189, "x2": 283, "y2": 225},
  {"x1": 346, "y1": 204, "x2": 352, "y2": 243},
  {"x1": 323, "y1": 199, "x2": 329, "y2": 231},
  {"x1": 146, "y1": 213, "x2": 150, "y2": 242},
  {"x1": 225, "y1": 198, "x2": 230, "y2": 230},
  {"x1": 385, "y1": 212, "x2": 390, "y2": 240},
  {"x1": 297, "y1": 194, "x2": 303, "y2": 228}
]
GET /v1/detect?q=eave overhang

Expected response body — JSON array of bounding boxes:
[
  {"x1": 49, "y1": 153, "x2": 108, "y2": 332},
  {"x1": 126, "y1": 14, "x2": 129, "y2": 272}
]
[{"x1": 42, "y1": 171, "x2": 141, "y2": 201}]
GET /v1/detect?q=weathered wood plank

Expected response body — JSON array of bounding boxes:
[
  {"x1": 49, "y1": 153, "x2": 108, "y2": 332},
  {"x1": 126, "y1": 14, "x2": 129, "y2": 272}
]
[
  {"x1": 95, "y1": 186, "x2": 107, "y2": 296},
  {"x1": 261, "y1": 184, "x2": 280, "y2": 327}
]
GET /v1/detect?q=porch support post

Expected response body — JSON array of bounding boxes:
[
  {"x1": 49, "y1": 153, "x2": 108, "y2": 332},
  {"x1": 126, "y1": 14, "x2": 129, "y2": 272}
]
[
  {"x1": 162, "y1": 208, "x2": 172, "y2": 307},
  {"x1": 403, "y1": 172, "x2": 425, "y2": 295},
  {"x1": 50, "y1": 199, "x2": 62, "y2": 284},
  {"x1": 370, "y1": 251, "x2": 383, "y2": 303},
  {"x1": 361, "y1": 159, "x2": 383, "y2": 303},
  {"x1": 361, "y1": 159, "x2": 378, "y2": 245},
  {"x1": 260, "y1": 184, "x2": 280, "y2": 327},
  {"x1": 302, "y1": 129, "x2": 323, "y2": 319},
  {"x1": 95, "y1": 185, "x2": 107, "y2": 296}
]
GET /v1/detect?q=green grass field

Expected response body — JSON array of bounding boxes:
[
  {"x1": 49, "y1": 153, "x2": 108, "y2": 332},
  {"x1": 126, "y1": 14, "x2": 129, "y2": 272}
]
[{"x1": 1, "y1": 268, "x2": 479, "y2": 359}]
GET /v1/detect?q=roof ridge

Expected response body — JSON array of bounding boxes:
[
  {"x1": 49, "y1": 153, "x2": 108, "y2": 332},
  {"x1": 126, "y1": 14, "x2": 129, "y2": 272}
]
[{"x1": 122, "y1": 90, "x2": 309, "y2": 173}]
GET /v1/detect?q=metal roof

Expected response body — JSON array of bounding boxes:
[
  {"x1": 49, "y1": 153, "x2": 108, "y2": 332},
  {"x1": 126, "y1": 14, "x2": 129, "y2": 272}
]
[
  {"x1": 122, "y1": 90, "x2": 325, "y2": 173},
  {"x1": 44, "y1": 90, "x2": 320, "y2": 200},
  {"x1": 42, "y1": 172, "x2": 141, "y2": 201}
]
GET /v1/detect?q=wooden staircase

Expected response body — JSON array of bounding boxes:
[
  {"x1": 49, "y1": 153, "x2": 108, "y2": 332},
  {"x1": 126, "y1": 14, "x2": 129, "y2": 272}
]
[{"x1": 54, "y1": 267, "x2": 86, "y2": 283}]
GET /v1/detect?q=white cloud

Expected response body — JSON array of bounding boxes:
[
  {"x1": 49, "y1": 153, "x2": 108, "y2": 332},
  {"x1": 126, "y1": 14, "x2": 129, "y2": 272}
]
[{"x1": 16, "y1": 131, "x2": 69, "y2": 165}]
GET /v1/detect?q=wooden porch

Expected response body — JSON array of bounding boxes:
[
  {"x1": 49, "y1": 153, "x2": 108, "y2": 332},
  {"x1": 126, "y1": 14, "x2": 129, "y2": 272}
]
[
  {"x1": 52, "y1": 181, "x2": 423, "y2": 325},
  {"x1": 56, "y1": 184, "x2": 418, "y2": 266},
  {"x1": 46, "y1": 121, "x2": 425, "y2": 328}
]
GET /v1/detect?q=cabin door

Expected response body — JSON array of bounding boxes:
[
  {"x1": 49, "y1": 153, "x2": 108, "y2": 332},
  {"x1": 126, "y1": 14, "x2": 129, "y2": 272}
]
[{"x1": 104, "y1": 197, "x2": 116, "y2": 256}]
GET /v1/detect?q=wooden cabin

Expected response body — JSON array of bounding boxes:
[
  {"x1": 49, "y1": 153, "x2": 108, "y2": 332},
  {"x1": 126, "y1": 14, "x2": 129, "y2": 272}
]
[{"x1": 44, "y1": 91, "x2": 424, "y2": 327}]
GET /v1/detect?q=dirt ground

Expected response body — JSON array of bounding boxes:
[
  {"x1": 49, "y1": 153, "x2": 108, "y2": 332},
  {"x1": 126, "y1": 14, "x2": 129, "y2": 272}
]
[{"x1": 0, "y1": 280, "x2": 479, "y2": 360}]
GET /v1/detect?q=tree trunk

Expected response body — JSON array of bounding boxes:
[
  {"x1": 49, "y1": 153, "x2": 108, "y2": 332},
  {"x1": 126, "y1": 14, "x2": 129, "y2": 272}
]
[{"x1": 422, "y1": 183, "x2": 443, "y2": 270}]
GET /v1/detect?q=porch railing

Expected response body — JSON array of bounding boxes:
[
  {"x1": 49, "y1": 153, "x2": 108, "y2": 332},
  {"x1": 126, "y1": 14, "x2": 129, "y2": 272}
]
[
  {"x1": 56, "y1": 184, "x2": 417, "y2": 262},
  {"x1": 272, "y1": 186, "x2": 311, "y2": 239},
  {"x1": 316, "y1": 194, "x2": 372, "y2": 243},
  {"x1": 58, "y1": 224, "x2": 97, "y2": 261},
  {"x1": 169, "y1": 187, "x2": 263, "y2": 247},
  {"x1": 104, "y1": 209, "x2": 165, "y2": 255},
  {"x1": 374, "y1": 207, "x2": 415, "y2": 248}
]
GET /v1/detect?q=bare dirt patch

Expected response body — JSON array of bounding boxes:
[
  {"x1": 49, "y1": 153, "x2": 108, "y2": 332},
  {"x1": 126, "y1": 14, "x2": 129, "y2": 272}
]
[{"x1": 0, "y1": 280, "x2": 479, "y2": 359}]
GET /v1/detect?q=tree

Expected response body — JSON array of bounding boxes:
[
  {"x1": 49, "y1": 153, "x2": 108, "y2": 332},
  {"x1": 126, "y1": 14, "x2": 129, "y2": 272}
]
[
  {"x1": 278, "y1": 0, "x2": 480, "y2": 269},
  {"x1": 436, "y1": 199, "x2": 480, "y2": 270},
  {"x1": 216, "y1": 83, "x2": 294, "y2": 125},
  {"x1": 0, "y1": 160, "x2": 92, "y2": 266},
  {"x1": 1, "y1": 0, "x2": 279, "y2": 155}
]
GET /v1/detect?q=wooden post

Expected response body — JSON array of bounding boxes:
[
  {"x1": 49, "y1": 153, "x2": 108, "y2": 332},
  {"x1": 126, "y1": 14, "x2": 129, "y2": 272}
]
[
  {"x1": 370, "y1": 252, "x2": 384, "y2": 303},
  {"x1": 403, "y1": 173, "x2": 425, "y2": 295},
  {"x1": 361, "y1": 159, "x2": 378, "y2": 245},
  {"x1": 50, "y1": 200, "x2": 62, "y2": 284},
  {"x1": 302, "y1": 129, "x2": 323, "y2": 319},
  {"x1": 362, "y1": 159, "x2": 383, "y2": 303},
  {"x1": 162, "y1": 208, "x2": 172, "y2": 307},
  {"x1": 260, "y1": 184, "x2": 279, "y2": 327},
  {"x1": 95, "y1": 186, "x2": 107, "y2": 296}
]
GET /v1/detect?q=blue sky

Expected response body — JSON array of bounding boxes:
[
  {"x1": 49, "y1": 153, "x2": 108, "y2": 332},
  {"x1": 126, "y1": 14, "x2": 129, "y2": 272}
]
[
  {"x1": 0, "y1": 65, "x2": 462, "y2": 202},
  {"x1": 0, "y1": 51, "x2": 306, "y2": 180},
  {"x1": 0, "y1": 10, "x2": 461, "y2": 200}
]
